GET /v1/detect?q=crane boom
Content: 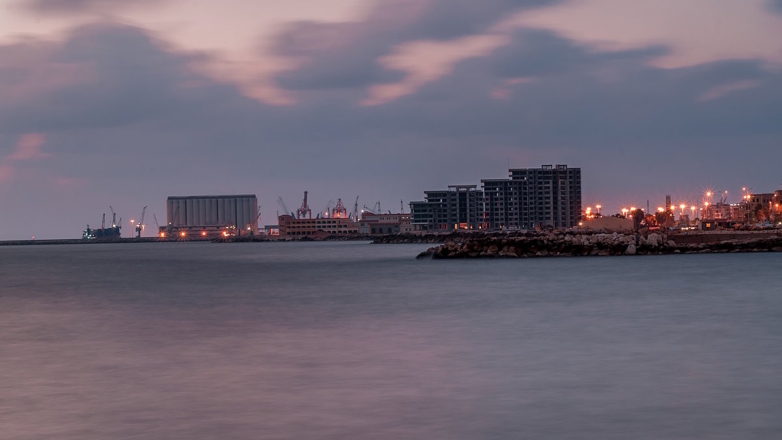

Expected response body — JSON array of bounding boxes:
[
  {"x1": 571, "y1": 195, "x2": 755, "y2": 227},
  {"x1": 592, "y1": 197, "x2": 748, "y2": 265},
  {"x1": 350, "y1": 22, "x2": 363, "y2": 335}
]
[
  {"x1": 323, "y1": 199, "x2": 335, "y2": 217},
  {"x1": 297, "y1": 191, "x2": 312, "y2": 219},
  {"x1": 277, "y1": 197, "x2": 291, "y2": 218},
  {"x1": 135, "y1": 206, "x2": 147, "y2": 238}
]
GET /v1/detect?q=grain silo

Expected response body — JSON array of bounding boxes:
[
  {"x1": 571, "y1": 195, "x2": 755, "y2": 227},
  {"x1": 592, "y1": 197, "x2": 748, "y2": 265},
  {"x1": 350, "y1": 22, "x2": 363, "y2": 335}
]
[{"x1": 163, "y1": 195, "x2": 259, "y2": 238}]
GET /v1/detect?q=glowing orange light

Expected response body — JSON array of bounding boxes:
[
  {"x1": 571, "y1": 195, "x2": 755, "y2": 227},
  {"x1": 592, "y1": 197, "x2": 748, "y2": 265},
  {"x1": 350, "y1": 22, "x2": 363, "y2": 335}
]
[
  {"x1": 160, "y1": 232, "x2": 165, "y2": 238},
  {"x1": 201, "y1": 231, "x2": 207, "y2": 236},
  {"x1": 180, "y1": 232, "x2": 186, "y2": 237},
  {"x1": 657, "y1": 207, "x2": 664, "y2": 213}
]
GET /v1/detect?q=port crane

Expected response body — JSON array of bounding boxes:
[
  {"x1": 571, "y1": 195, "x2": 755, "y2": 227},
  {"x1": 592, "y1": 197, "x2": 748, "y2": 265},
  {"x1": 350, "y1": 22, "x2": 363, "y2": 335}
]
[
  {"x1": 135, "y1": 206, "x2": 146, "y2": 238},
  {"x1": 277, "y1": 197, "x2": 294, "y2": 218},
  {"x1": 352, "y1": 196, "x2": 359, "y2": 220},
  {"x1": 333, "y1": 199, "x2": 347, "y2": 218},
  {"x1": 109, "y1": 205, "x2": 122, "y2": 234},
  {"x1": 362, "y1": 201, "x2": 381, "y2": 214},
  {"x1": 297, "y1": 191, "x2": 312, "y2": 219},
  {"x1": 322, "y1": 199, "x2": 335, "y2": 217}
]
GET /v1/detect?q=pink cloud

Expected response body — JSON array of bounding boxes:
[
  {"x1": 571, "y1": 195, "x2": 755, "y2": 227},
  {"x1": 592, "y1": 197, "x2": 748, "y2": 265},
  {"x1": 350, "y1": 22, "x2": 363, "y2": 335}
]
[
  {"x1": 698, "y1": 80, "x2": 762, "y2": 102},
  {"x1": 53, "y1": 176, "x2": 88, "y2": 188},
  {"x1": 0, "y1": 133, "x2": 50, "y2": 185},
  {"x1": 0, "y1": 164, "x2": 14, "y2": 182},
  {"x1": 8, "y1": 133, "x2": 49, "y2": 161},
  {"x1": 362, "y1": 34, "x2": 507, "y2": 106}
]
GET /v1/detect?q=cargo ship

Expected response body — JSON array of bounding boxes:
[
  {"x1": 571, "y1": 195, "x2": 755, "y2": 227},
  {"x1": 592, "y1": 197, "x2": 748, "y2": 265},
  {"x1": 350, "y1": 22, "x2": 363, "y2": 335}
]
[{"x1": 82, "y1": 211, "x2": 122, "y2": 240}]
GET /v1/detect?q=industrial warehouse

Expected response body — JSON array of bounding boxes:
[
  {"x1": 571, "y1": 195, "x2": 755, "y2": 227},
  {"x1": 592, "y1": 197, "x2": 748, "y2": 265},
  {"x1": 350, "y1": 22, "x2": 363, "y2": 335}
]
[{"x1": 163, "y1": 195, "x2": 260, "y2": 238}]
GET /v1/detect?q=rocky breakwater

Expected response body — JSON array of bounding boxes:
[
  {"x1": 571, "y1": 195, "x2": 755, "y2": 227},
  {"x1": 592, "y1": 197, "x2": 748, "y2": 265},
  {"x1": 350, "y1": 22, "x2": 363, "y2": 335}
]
[{"x1": 416, "y1": 232, "x2": 782, "y2": 259}]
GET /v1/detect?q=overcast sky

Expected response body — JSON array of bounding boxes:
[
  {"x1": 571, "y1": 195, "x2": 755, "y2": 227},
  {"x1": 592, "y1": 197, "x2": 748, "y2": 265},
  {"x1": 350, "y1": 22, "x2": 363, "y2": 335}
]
[{"x1": 1, "y1": 0, "x2": 781, "y2": 239}]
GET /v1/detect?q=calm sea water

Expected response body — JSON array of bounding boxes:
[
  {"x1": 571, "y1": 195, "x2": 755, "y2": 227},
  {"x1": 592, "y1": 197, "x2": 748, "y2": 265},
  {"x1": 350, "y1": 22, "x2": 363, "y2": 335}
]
[{"x1": 1, "y1": 242, "x2": 781, "y2": 439}]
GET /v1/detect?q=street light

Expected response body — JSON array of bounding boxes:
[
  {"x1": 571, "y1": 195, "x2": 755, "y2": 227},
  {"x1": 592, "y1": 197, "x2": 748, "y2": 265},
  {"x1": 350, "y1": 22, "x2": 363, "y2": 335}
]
[{"x1": 595, "y1": 204, "x2": 602, "y2": 215}]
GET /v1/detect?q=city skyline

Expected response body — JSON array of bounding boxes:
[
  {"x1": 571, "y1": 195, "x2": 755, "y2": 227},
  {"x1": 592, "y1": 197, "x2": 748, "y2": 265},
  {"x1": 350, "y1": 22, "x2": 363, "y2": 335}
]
[{"x1": 1, "y1": 0, "x2": 782, "y2": 239}]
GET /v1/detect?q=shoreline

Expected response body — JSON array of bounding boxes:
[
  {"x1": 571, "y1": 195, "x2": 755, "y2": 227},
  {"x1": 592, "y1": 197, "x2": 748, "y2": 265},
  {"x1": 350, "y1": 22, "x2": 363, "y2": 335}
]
[{"x1": 0, "y1": 235, "x2": 375, "y2": 246}]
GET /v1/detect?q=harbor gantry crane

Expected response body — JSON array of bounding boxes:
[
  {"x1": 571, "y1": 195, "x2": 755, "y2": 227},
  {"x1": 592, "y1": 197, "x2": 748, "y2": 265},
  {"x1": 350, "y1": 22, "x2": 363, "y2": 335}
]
[
  {"x1": 353, "y1": 196, "x2": 359, "y2": 220},
  {"x1": 333, "y1": 199, "x2": 347, "y2": 218},
  {"x1": 297, "y1": 191, "x2": 312, "y2": 219},
  {"x1": 135, "y1": 206, "x2": 146, "y2": 238},
  {"x1": 322, "y1": 199, "x2": 334, "y2": 218},
  {"x1": 277, "y1": 197, "x2": 294, "y2": 218}
]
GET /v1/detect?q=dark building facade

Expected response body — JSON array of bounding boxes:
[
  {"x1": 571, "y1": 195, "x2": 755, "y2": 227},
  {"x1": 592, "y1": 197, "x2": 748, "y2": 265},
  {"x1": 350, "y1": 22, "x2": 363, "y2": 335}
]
[
  {"x1": 410, "y1": 185, "x2": 484, "y2": 231},
  {"x1": 412, "y1": 165, "x2": 582, "y2": 232},
  {"x1": 508, "y1": 164, "x2": 581, "y2": 229}
]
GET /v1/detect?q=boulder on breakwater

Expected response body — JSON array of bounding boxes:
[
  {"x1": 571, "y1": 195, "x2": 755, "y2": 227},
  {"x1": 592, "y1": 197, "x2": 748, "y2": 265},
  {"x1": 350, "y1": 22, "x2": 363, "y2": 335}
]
[{"x1": 414, "y1": 231, "x2": 782, "y2": 259}]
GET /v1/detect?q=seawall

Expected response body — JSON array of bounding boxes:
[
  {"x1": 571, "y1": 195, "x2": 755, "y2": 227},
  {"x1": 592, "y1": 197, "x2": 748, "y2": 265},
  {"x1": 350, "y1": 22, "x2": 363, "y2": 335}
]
[{"x1": 413, "y1": 231, "x2": 782, "y2": 259}]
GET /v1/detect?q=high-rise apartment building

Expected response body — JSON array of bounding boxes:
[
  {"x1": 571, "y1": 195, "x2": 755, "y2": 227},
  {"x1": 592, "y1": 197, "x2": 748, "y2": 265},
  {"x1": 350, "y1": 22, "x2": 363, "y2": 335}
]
[
  {"x1": 410, "y1": 185, "x2": 484, "y2": 231},
  {"x1": 411, "y1": 165, "x2": 582, "y2": 231},
  {"x1": 484, "y1": 165, "x2": 582, "y2": 229},
  {"x1": 508, "y1": 164, "x2": 581, "y2": 229}
]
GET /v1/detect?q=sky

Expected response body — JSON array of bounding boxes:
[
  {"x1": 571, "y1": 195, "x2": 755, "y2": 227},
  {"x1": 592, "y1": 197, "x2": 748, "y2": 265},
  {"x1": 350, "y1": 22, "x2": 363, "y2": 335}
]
[{"x1": 1, "y1": 0, "x2": 781, "y2": 239}]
